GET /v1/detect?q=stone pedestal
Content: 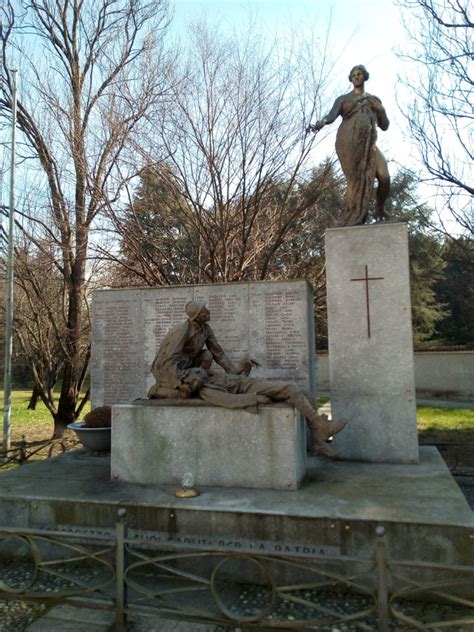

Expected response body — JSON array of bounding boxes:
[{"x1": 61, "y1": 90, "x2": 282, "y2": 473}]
[
  {"x1": 326, "y1": 223, "x2": 419, "y2": 463},
  {"x1": 111, "y1": 401, "x2": 307, "y2": 490}
]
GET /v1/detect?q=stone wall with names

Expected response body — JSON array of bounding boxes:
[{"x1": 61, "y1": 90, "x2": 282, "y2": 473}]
[{"x1": 91, "y1": 280, "x2": 316, "y2": 407}]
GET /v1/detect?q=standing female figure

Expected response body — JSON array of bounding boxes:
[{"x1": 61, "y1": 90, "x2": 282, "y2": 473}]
[{"x1": 309, "y1": 65, "x2": 390, "y2": 225}]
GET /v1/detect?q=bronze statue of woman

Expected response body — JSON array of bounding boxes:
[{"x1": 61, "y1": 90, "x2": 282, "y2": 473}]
[{"x1": 308, "y1": 65, "x2": 390, "y2": 225}]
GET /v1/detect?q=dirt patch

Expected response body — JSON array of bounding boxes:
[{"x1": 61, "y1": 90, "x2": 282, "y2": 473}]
[
  {"x1": 1, "y1": 427, "x2": 80, "y2": 469},
  {"x1": 420, "y1": 441, "x2": 474, "y2": 470}
]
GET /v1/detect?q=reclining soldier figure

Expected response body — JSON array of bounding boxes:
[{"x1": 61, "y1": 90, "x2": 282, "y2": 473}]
[{"x1": 148, "y1": 301, "x2": 346, "y2": 458}]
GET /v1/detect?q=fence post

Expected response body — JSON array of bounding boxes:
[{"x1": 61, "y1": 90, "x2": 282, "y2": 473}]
[
  {"x1": 375, "y1": 525, "x2": 390, "y2": 632},
  {"x1": 114, "y1": 508, "x2": 128, "y2": 632}
]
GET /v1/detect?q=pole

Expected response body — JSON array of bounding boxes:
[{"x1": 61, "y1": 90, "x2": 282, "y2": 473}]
[
  {"x1": 114, "y1": 508, "x2": 128, "y2": 631},
  {"x1": 2, "y1": 69, "x2": 18, "y2": 455},
  {"x1": 375, "y1": 525, "x2": 390, "y2": 631}
]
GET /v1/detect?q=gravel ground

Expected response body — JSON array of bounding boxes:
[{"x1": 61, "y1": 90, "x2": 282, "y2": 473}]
[
  {"x1": 2, "y1": 556, "x2": 474, "y2": 632},
  {"x1": 0, "y1": 599, "x2": 47, "y2": 632},
  {"x1": 127, "y1": 585, "x2": 378, "y2": 631},
  {"x1": 0, "y1": 560, "x2": 113, "y2": 632},
  {"x1": 125, "y1": 585, "x2": 474, "y2": 632},
  {"x1": 454, "y1": 472, "x2": 474, "y2": 509}
]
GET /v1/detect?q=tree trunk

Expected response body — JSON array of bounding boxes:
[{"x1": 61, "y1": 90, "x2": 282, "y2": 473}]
[
  {"x1": 53, "y1": 261, "x2": 85, "y2": 438},
  {"x1": 53, "y1": 363, "x2": 78, "y2": 438},
  {"x1": 27, "y1": 385, "x2": 40, "y2": 410}
]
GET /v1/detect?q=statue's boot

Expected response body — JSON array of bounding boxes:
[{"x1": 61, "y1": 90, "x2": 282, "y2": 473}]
[
  {"x1": 307, "y1": 416, "x2": 346, "y2": 459},
  {"x1": 312, "y1": 441, "x2": 341, "y2": 459},
  {"x1": 314, "y1": 413, "x2": 347, "y2": 442},
  {"x1": 288, "y1": 392, "x2": 346, "y2": 459}
]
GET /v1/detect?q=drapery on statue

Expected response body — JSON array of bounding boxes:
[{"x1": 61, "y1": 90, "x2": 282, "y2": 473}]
[
  {"x1": 307, "y1": 64, "x2": 390, "y2": 225},
  {"x1": 148, "y1": 301, "x2": 346, "y2": 459}
]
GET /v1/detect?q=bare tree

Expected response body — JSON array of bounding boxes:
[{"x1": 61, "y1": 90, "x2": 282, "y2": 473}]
[
  {"x1": 104, "y1": 164, "x2": 201, "y2": 286},
  {"x1": 397, "y1": 0, "x2": 473, "y2": 237},
  {"x1": 13, "y1": 242, "x2": 88, "y2": 417},
  {"x1": 107, "y1": 19, "x2": 337, "y2": 284},
  {"x1": 0, "y1": 0, "x2": 172, "y2": 436}
]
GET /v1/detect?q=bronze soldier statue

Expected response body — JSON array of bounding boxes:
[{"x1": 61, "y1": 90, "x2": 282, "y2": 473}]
[{"x1": 149, "y1": 301, "x2": 346, "y2": 458}]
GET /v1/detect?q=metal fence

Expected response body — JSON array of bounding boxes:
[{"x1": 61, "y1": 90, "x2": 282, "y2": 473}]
[
  {"x1": 0, "y1": 511, "x2": 473, "y2": 631},
  {"x1": 0, "y1": 437, "x2": 77, "y2": 467}
]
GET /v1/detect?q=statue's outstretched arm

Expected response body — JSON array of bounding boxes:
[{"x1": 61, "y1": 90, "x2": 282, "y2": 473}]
[
  {"x1": 205, "y1": 326, "x2": 239, "y2": 373},
  {"x1": 307, "y1": 96, "x2": 343, "y2": 133}
]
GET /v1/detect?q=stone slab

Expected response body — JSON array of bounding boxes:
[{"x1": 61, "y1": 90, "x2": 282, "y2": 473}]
[
  {"x1": 0, "y1": 447, "x2": 472, "y2": 569},
  {"x1": 26, "y1": 607, "x2": 217, "y2": 632},
  {"x1": 111, "y1": 402, "x2": 307, "y2": 491},
  {"x1": 91, "y1": 280, "x2": 316, "y2": 408},
  {"x1": 26, "y1": 604, "x2": 114, "y2": 631},
  {"x1": 27, "y1": 622, "x2": 110, "y2": 632},
  {"x1": 325, "y1": 223, "x2": 419, "y2": 463}
]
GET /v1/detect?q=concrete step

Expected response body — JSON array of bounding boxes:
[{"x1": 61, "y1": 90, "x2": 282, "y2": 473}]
[
  {"x1": 131, "y1": 621, "x2": 217, "y2": 631},
  {"x1": 25, "y1": 604, "x2": 218, "y2": 631},
  {"x1": 26, "y1": 604, "x2": 114, "y2": 631}
]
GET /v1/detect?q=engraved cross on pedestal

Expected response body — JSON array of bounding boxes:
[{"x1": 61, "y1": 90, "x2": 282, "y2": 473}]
[{"x1": 350, "y1": 265, "x2": 384, "y2": 339}]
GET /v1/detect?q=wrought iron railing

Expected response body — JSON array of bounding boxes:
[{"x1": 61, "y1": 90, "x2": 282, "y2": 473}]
[
  {"x1": 0, "y1": 436, "x2": 78, "y2": 467},
  {"x1": 388, "y1": 557, "x2": 474, "y2": 630},
  {"x1": 0, "y1": 511, "x2": 473, "y2": 631},
  {"x1": 0, "y1": 527, "x2": 115, "y2": 602},
  {"x1": 122, "y1": 548, "x2": 378, "y2": 628}
]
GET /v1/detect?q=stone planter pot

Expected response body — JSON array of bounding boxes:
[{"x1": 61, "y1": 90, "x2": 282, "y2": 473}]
[{"x1": 67, "y1": 422, "x2": 111, "y2": 452}]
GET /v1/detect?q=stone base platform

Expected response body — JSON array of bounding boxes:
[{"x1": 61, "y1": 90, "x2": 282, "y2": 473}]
[
  {"x1": 0, "y1": 447, "x2": 472, "y2": 573},
  {"x1": 111, "y1": 400, "x2": 307, "y2": 491}
]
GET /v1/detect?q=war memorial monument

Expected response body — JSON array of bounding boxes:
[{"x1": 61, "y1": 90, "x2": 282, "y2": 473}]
[{"x1": 0, "y1": 65, "x2": 472, "y2": 628}]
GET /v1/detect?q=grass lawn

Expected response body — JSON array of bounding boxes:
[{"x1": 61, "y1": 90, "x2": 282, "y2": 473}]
[
  {"x1": 417, "y1": 406, "x2": 474, "y2": 443},
  {"x1": 0, "y1": 389, "x2": 91, "y2": 445},
  {"x1": 0, "y1": 389, "x2": 472, "y2": 448}
]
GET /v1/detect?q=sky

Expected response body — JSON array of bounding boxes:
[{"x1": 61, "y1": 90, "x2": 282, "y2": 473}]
[
  {"x1": 1, "y1": 0, "x2": 452, "y2": 222},
  {"x1": 170, "y1": 0, "x2": 412, "y2": 174}
]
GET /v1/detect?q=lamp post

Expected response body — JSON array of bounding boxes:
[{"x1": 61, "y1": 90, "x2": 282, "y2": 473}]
[{"x1": 2, "y1": 69, "x2": 18, "y2": 454}]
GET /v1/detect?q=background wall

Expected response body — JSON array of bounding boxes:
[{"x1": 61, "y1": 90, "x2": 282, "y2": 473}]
[{"x1": 317, "y1": 351, "x2": 474, "y2": 400}]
